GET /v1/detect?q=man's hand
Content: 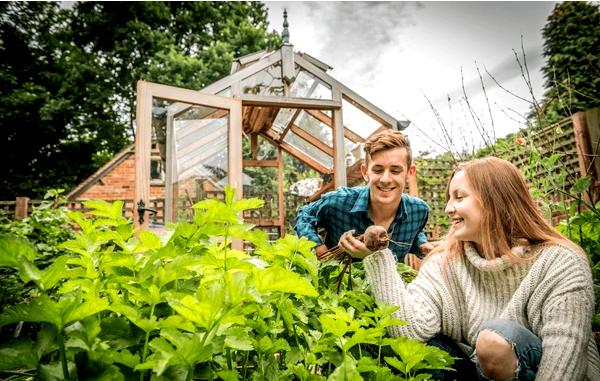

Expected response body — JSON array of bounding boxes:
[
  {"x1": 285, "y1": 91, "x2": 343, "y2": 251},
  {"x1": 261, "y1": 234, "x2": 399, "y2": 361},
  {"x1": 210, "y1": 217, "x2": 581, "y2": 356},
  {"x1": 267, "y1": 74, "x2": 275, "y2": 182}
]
[
  {"x1": 404, "y1": 254, "x2": 422, "y2": 271},
  {"x1": 419, "y1": 242, "x2": 435, "y2": 256},
  {"x1": 339, "y1": 230, "x2": 372, "y2": 259},
  {"x1": 405, "y1": 242, "x2": 437, "y2": 271}
]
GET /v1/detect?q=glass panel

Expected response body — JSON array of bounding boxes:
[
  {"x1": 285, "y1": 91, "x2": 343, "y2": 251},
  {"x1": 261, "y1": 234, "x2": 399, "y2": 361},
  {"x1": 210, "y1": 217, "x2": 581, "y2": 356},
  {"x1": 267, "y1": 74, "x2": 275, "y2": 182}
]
[
  {"x1": 342, "y1": 98, "x2": 381, "y2": 139},
  {"x1": 344, "y1": 137, "x2": 363, "y2": 167},
  {"x1": 149, "y1": 99, "x2": 169, "y2": 225},
  {"x1": 271, "y1": 107, "x2": 296, "y2": 137},
  {"x1": 295, "y1": 111, "x2": 333, "y2": 147},
  {"x1": 283, "y1": 130, "x2": 333, "y2": 168},
  {"x1": 157, "y1": 98, "x2": 229, "y2": 223},
  {"x1": 243, "y1": 134, "x2": 277, "y2": 160},
  {"x1": 290, "y1": 68, "x2": 332, "y2": 99},
  {"x1": 240, "y1": 62, "x2": 285, "y2": 96}
]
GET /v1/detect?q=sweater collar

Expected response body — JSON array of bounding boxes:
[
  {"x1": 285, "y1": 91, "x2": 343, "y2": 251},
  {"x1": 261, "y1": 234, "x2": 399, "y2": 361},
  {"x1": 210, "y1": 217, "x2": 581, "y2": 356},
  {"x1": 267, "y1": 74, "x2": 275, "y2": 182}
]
[{"x1": 463, "y1": 242, "x2": 531, "y2": 272}]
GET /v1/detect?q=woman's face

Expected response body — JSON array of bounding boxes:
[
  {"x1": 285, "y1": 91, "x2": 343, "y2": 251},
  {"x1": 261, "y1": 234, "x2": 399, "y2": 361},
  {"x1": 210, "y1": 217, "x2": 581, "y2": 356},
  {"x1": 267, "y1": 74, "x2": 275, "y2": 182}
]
[{"x1": 445, "y1": 171, "x2": 482, "y2": 244}]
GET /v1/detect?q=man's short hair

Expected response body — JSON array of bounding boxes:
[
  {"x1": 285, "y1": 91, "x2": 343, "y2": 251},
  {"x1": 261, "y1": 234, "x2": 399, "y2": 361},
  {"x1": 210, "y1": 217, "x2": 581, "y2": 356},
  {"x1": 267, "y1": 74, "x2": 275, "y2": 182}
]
[{"x1": 363, "y1": 129, "x2": 412, "y2": 166}]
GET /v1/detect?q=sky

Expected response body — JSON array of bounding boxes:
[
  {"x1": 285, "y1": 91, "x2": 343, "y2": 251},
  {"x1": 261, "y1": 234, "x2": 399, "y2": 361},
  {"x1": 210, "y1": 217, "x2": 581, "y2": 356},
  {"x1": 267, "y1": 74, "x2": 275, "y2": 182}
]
[{"x1": 264, "y1": 1, "x2": 558, "y2": 156}]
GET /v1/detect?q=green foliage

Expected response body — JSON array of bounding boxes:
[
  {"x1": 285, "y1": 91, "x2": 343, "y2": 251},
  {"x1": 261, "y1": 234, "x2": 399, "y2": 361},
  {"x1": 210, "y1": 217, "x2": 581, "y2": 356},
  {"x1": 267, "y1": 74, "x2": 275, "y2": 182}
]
[
  {"x1": 555, "y1": 178, "x2": 600, "y2": 329},
  {"x1": 0, "y1": 190, "x2": 74, "y2": 313},
  {"x1": 539, "y1": 2, "x2": 600, "y2": 124},
  {"x1": 0, "y1": 1, "x2": 282, "y2": 199},
  {"x1": 0, "y1": 191, "x2": 453, "y2": 380}
]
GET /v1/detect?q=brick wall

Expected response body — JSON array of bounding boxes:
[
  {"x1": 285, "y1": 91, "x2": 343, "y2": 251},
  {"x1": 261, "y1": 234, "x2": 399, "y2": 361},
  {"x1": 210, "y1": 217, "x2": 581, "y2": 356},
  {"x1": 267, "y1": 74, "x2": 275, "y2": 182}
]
[{"x1": 75, "y1": 151, "x2": 165, "y2": 201}]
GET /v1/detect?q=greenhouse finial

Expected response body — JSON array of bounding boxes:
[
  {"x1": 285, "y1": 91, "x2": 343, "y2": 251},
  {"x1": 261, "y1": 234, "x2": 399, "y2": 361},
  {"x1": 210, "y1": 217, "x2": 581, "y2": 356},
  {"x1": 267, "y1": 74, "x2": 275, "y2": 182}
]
[{"x1": 282, "y1": 9, "x2": 290, "y2": 44}]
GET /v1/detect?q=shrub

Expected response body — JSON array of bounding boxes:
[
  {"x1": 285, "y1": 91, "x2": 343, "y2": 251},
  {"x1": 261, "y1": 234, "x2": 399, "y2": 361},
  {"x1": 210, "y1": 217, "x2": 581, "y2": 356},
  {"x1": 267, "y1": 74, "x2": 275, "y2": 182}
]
[
  {"x1": 0, "y1": 190, "x2": 73, "y2": 314},
  {"x1": 0, "y1": 187, "x2": 452, "y2": 381}
]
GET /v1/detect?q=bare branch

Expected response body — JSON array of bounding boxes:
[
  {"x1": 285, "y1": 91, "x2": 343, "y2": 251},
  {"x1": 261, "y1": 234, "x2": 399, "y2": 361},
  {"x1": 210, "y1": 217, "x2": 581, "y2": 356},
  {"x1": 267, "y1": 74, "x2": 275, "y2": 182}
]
[
  {"x1": 476, "y1": 61, "x2": 496, "y2": 143},
  {"x1": 460, "y1": 67, "x2": 495, "y2": 153},
  {"x1": 397, "y1": 111, "x2": 451, "y2": 154},
  {"x1": 422, "y1": 91, "x2": 458, "y2": 155}
]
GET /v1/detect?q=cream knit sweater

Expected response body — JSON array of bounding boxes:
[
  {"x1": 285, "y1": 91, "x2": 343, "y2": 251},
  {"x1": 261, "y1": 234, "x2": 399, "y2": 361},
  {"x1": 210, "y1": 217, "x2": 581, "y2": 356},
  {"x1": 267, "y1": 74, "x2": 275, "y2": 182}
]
[{"x1": 363, "y1": 243, "x2": 600, "y2": 380}]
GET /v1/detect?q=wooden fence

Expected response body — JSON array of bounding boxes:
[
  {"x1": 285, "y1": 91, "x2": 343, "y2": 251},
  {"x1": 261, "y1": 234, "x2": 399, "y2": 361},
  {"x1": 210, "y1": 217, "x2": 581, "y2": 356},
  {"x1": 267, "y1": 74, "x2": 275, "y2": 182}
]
[
  {"x1": 416, "y1": 109, "x2": 599, "y2": 239},
  {"x1": 1, "y1": 193, "x2": 305, "y2": 234}
]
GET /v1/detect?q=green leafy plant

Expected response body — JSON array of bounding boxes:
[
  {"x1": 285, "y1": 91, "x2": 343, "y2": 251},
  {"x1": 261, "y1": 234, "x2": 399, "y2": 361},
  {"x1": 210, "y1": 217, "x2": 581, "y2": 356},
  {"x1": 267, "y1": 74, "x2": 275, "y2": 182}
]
[
  {"x1": 0, "y1": 187, "x2": 453, "y2": 380},
  {"x1": 0, "y1": 190, "x2": 74, "y2": 314}
]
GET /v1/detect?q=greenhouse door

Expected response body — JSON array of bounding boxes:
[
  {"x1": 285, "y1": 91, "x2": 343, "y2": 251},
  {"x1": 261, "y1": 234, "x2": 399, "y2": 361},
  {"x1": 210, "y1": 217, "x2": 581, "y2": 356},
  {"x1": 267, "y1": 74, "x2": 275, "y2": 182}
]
[{"x1": 134, "y1": 80, "x2": 242, "y2": 230}]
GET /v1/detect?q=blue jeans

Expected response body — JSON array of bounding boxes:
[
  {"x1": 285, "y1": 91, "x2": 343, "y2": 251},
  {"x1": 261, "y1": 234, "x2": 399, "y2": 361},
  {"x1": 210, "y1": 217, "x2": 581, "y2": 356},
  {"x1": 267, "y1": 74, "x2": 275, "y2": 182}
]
[
  {"x1": 473, "y1": 319, "x2": 542, "y2": 381},
  {"x1": 426, "y1": 319, "x2": 542, "y2": 381}
]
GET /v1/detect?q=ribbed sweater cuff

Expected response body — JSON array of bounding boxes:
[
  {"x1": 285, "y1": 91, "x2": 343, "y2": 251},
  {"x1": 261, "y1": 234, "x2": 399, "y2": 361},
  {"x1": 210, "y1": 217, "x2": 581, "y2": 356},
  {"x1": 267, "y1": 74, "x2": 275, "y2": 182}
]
[
  {"x1": 364, "y1": 249, "x2": 400, "y2": 298},
  {"x1": 364, "y1": 249, "x2": 396, "y2": 275}
]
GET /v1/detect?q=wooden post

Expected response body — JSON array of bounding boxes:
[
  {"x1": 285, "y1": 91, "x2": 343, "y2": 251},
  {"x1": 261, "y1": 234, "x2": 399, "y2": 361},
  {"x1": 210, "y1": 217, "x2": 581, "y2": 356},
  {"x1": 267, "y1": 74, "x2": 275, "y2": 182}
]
[
  {"x1": 572, "y1": 109, "x2": 599, "y2": 203},
  {"x1": 408, "y1": 169, "x2": 419, "y2": 197},
  {"x1": 277, "y1": 146, "x2": 285, "y2": 237},
  {"x1": 15, "y1": 197, "x2": 29, "y2": 220},
  {"x1": 134, "y1": 81, "x2": 152, "y2": 228},
  {"x1": 332, "y1": 90, "x2": 346, "y2": 189},
  {"x1": 585, "y1": 108, "x2": 600, "y2": 201}
]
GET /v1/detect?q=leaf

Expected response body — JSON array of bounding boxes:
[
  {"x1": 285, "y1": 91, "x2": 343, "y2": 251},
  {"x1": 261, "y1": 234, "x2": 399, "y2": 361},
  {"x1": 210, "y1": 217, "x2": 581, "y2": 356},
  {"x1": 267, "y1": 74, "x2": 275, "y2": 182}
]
[
  {"x1": 84, "y1": 199, "x2": 125, "y2": 221},
  {"x1": 63, "y1": 296, "x2": 110, "y2": 325},
  {"x1": 167, "y1": 294, "x2": 218, "y2": 329},
  {"x1": 0, "y1": 339, "x2": 38, "y2": 371},
  {"x1": 383, "y1": 356, "x2": 407, "y2": 374},
  {"x1": 217, "y1": 370, "x2": 240, "y2": 381},
  {"x1": 386, "y1": 337, "x2": 455, "y2": 374},
  {"x1": 253, "y1": 266, "x2": 318, "y2": 297},
  {"x1": 40, "y1": 255, "x2": 70, "y2": 290},
  {"x1": 343, "y1": 328, "x2": 380, "y2": 352},
  {"x1": 224, "y1": 326, "x2": 254, "y2": 351},
  {"x1": 319, "y1": 315, "x2": 348, "y2": 338},
  {"x1": 0, "y1": 294, "x2": 62, "y2": 328},
  {"x1": 39, "y1": 362, "x2": 69, "y2": 381},
  {"x1": 110, "y1": 303, "x2": 160, "y2": 333},
  {"x1": 105, "y1": 348, "x2": 140, "y2": 369},
  {"x1": 328, "y1": 355, "x2": 363, "y2": 381},
  {"x1": 155, "y1": 311, "x2": 193, "y2": 331},
  {"x1": 0, "y1": 234, "x2": 37, "y2": 263},
  {"x1": 135, "y1": 230, "x2": 162, "y2": 252},
  {"x1": 570, "y1": 176, "x2": 592, "y2": 194},
  {"x1": 35, "y1": 325, "x2": 58, "y2": 359}
]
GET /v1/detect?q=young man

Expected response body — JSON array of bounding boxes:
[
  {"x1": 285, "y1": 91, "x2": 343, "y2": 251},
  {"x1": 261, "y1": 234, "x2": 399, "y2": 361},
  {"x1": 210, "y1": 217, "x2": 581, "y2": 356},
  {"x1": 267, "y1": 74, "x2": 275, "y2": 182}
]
[{"x1": 295, "y1": 129, "x2": 433, "y2": 264}]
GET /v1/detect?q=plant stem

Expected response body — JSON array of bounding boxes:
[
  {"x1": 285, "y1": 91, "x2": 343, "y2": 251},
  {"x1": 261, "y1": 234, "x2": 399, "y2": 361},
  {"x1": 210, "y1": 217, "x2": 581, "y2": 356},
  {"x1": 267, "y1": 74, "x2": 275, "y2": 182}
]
[
  {"x1": 242, "y1": 351, "x2": 250, "y2": 380},
  {"x1": 226, "y1": 348, "x2": 233, "y2": 370},
  {"x1": 223, "y1": 223, "x2": 230, "y2": 272},
  {"x1": 57, "y1": 327, "x2": 71, "y2": 381},
  {"x1": 140, "y1": 303, "x2": 156, "y2": 381},
  {"x1": 187, "y1": 364, "x2": 194, "y2": 381}
]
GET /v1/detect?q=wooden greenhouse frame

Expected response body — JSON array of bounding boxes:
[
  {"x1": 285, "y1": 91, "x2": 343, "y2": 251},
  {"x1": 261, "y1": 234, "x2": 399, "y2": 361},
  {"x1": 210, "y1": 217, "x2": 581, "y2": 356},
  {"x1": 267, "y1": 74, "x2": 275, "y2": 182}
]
[{"x1": 134, "y1": 42, "x2": 407, "y2": 240}]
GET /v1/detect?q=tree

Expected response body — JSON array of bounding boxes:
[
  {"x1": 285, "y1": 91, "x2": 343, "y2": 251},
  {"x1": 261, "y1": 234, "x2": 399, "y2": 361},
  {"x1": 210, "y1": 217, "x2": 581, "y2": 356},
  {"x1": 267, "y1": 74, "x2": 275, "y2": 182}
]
[
  {"x1": 539, "y1": 1, "x2": 600, "y2": 123},
  {"x1": 0, "y1": 1, "x2": 281, "y2": 199}
]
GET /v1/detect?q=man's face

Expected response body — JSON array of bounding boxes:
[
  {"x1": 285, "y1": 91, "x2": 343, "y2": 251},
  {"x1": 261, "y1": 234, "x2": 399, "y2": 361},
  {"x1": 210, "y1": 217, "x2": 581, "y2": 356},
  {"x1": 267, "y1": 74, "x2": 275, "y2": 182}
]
[{"x1": 361, "y1": 147, "x2": 415, "y2": 207}]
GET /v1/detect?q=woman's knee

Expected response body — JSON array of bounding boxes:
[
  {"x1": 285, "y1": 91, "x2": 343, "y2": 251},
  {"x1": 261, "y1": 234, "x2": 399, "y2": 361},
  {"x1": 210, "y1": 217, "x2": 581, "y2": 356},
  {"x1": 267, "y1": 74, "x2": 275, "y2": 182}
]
[{"x1": 475, "y1": 329, "x2": 518, "y2": 380}]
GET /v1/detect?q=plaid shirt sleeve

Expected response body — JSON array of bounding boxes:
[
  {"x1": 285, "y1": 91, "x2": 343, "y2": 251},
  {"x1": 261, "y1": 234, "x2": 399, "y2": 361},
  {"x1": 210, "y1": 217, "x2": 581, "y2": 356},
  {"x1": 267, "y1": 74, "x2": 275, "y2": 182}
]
[
  {"x1": 294, "y1": 197, "x2": 329, "y2": 245},
  {"x1": 411, "y1": 224, "x2": 429, "y2": 255},
  {"x1": 407, "y1": 197, "x2": 430, "y2": 255}
]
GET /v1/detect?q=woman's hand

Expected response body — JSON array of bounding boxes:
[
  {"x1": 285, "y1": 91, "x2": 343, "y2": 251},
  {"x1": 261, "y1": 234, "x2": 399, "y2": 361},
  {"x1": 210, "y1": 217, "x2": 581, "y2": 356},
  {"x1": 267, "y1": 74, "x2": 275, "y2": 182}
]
[{"x1": 339, "y1": 229, "x2": 373, "y2": 259}]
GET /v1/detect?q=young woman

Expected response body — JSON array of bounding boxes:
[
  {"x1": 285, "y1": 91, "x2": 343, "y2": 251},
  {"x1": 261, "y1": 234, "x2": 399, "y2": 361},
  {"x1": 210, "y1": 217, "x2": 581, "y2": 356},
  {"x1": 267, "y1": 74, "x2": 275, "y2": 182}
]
[{"x1": 345, "y1": 157, "x2": 600, "y2": 380}]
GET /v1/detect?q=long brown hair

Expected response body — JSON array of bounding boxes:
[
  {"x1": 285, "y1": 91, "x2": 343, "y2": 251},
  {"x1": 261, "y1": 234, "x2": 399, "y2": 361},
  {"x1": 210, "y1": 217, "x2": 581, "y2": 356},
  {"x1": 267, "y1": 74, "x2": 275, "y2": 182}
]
[{"x1": 443, "y1": 156, "x2": 577, "y2": 262}]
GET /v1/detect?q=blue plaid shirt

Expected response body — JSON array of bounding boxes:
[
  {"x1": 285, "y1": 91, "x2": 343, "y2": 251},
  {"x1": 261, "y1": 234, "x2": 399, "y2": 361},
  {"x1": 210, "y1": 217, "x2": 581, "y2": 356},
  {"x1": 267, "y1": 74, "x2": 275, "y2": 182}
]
[{"x1": 294, "y1": 186, "x2": 429, "y2": 262}]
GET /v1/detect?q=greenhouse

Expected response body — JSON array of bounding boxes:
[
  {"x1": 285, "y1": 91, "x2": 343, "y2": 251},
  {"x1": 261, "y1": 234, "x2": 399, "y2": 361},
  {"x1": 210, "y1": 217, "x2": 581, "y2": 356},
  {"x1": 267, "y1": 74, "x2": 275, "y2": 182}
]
[{"x1": 134, "y1": 13, "x2": 410, "y2": 241}]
